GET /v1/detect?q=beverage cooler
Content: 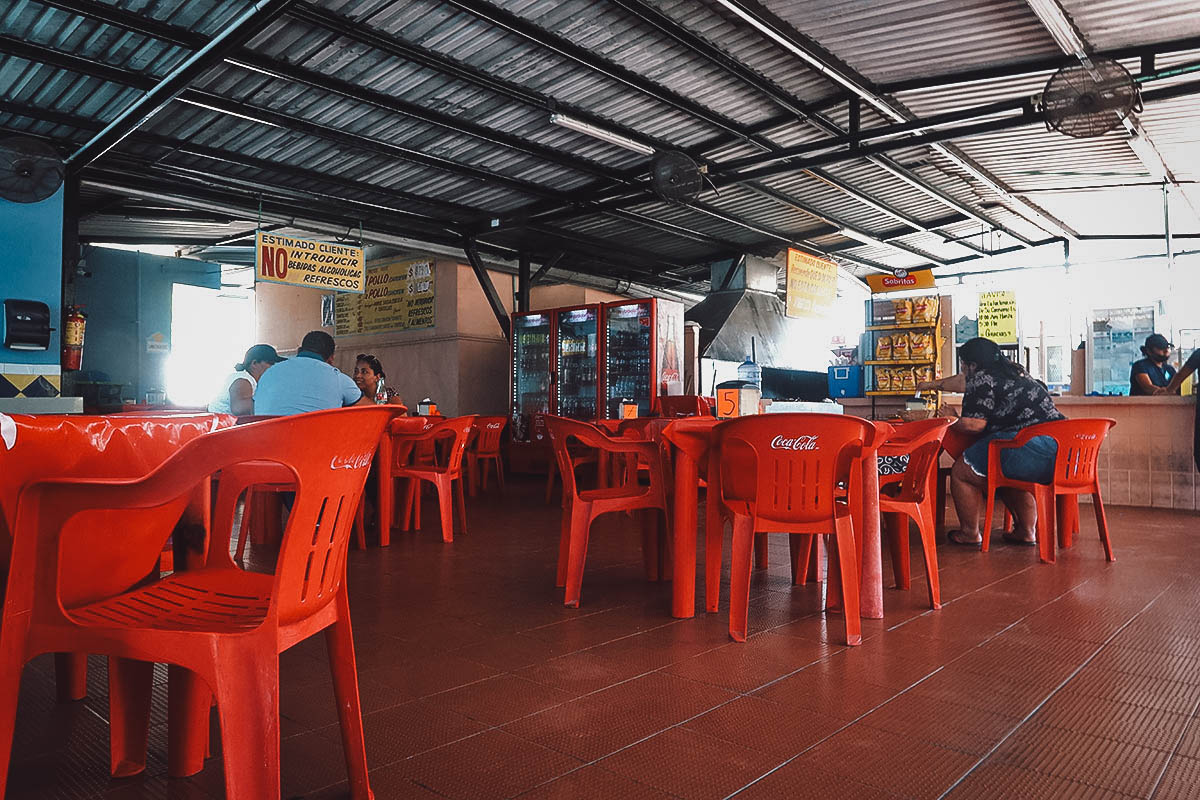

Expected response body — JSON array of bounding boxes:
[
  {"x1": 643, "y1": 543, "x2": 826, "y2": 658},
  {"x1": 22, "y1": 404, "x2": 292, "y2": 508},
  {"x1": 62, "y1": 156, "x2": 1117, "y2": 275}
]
[
  {"x1": 601, "y1": 298, "x2": 685, "y2": 418},
  {"x1": 510, "y1": 311, "x2": 552, "y2": 444},
  {"x1": 553, "y1": 304, "x2": 602, "y2": 420}
]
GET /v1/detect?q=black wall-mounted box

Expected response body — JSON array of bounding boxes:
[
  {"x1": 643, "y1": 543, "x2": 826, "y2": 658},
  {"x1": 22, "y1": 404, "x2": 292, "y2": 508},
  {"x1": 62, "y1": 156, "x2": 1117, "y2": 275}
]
[{"x1": 3, "y1": 299, "x2": 52, "y2": 351}]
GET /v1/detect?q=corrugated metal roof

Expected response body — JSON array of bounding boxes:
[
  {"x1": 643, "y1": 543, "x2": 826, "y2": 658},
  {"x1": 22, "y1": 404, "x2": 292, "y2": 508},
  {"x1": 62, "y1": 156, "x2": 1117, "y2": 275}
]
[{"x1": 2, "y1": 0, "x2": 1198, "y2": 285}]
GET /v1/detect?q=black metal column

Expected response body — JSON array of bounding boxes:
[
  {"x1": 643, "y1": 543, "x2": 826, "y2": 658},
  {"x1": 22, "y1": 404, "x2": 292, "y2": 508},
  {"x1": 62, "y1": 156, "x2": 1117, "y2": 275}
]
[
  {"x1": 464, "y1": 237, "x2": 512, "y2": 341},
  {"x1": 517, "y1": 252, "x2": 531, "y2": 313}
]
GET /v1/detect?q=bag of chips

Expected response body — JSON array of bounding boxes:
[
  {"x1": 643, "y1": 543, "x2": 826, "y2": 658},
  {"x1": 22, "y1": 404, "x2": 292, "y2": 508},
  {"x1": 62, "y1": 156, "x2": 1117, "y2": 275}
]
[
  {"x1": 893, "y1": 298, "x2": 913, "y2": 325},
  {"x1": 909, "y1": 331, "x2": 934, "y2": 360},
  {"x1": 875, "y1": 368, "x2": 892, "y2": 391},
  {"x1": 892, "y1": 332, "x2": 911, "y2": 360},
  {"x1": 913, "y1": 295, "x2": 940, "y2": 323},
  {"x1": 914, "y1": 365, "x2": 934, "y2": 385},
  {"x1": 900, "y1": 368, "x2": 917, "y2": 391},
  {"x1": 875, "y1": 335, "x2": 893, "y2": 361}
]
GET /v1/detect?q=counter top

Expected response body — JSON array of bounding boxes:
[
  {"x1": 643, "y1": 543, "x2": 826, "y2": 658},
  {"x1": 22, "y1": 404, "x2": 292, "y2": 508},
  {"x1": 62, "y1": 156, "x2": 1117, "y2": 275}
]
[{"x1": 939, "y1": 394, "x2": 1195, "y2": 406}]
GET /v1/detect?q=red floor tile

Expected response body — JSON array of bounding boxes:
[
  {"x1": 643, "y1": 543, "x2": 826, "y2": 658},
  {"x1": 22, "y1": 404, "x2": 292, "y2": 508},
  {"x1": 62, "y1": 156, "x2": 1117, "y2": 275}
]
[
  {"x1": 372, "y1": 729, "x2": 582, "y2": 800},
  {"x1": 600, "y1": 726, "x2": 778, "y2": 799},
  {"x1": 6, "y1": 485, "x2": 1199, "y2": 800}
]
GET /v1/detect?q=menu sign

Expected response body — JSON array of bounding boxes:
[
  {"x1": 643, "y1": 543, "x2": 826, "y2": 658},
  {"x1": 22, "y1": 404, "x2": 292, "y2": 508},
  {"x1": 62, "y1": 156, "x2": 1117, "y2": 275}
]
[
  {"x1": 334, "y1": 257, "x2": 435, "y2": 335},
  {"x1": 978, "y1": 291, "x2": 1017, "y2": 344},
  {"x1": 256, "y1": 231, "x2": 364, "y2": 293},
  {"x1": 785, "y1": 248, "x2": 838, "y2": 317}
]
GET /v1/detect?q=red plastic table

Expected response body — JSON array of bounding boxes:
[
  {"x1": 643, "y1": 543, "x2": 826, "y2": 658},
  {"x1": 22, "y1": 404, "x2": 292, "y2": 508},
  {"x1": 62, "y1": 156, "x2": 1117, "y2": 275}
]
[
  {"x1": 377, "y1": 416, "x2": 441, "y2": 545},
  {"x1": 660, "y1": 416, "x2": 887, "y2": 620},
  {"x1": 0, "y1": 411, "x2": 235, "y2": 777}
]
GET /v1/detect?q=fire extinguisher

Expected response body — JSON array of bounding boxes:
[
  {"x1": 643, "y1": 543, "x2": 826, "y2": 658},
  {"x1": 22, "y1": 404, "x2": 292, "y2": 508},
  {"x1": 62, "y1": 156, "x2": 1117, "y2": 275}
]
[{"x1": 63, "y1": 305, "x2": 86, "y2": 371}]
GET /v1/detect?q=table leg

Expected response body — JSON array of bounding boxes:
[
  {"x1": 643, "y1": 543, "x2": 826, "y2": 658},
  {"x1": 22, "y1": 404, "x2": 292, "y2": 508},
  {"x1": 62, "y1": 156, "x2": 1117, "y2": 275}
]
[
  {"x1": 671, "y1": 449, "x2": 699, "y2": 618},
  {"x1": 377, "y1": 437, "x2": 392, "y2": 547},
  {"x1": 704, "y1": 447, "x2": 723, "y2": 614},
  {"x1": 860, "y1": 450, "x2": 884, "y2": 619}
]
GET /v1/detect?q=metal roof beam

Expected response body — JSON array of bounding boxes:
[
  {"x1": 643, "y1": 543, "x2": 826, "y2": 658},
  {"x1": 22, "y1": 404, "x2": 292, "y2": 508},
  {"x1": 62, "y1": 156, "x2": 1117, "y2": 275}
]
[
  {"x1": 1022, "y1": 0, "x2": 1200, "y2": 226},
  {"x1": 710, "y1": 0, "x2": 1077, "y2": 242},
  {"x1": 604, "y1": 209, "x2": 748, "y2": 251},
  {"x1": 463, "y1": 237, "x2": 512, "y2": 341},
  {"x1": 874, "y1": 34, "x2": 1200, "y2": 96},
  {"x1": 0, "y1": 98, "x2": 476, "y2": 222},
  {"x1": 0, "y1": 37, "x2": 567, "y2": 201},
  {"x1": 65, "y1": 0, "x2": 297, "y2": 171},
  {"x1": 438, "y1": 0, "x2": 760, "y2": 145},
  {"x1": 34, "y1": 0, "x2": 630, "y2": 186},
  {"x1": 742, "y1": 182, "x2": 954, "y2": 265}
]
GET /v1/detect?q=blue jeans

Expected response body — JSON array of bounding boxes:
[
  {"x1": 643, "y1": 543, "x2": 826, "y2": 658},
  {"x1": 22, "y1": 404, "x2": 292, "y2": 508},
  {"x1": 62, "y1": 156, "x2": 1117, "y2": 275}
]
[{"x1": 962, "y1": 430, "x2": 1058, "y2": 484}]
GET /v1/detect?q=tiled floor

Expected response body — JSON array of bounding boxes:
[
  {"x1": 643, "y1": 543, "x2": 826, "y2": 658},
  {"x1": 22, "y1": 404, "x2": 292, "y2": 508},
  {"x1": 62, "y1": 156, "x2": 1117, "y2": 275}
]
[{"x1": 7, "y1": 477, "x2": 1200, "y2": 799}]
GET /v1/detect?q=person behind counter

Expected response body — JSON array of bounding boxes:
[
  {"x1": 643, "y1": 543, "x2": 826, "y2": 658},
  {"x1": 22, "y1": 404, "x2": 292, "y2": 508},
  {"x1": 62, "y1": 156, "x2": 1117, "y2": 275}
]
[
  {"x1": 207, "y1": 344, "x2": 285, "y2": 416},
  {"x1": 935, "y1": 337, "x2": 1066, "y2": 547},
  {"x1": 1130, "y1": 333, "x2": 1177, "y2": 396},
  {"x1": 1163, "y1": 348, "x2": 1200, "y2": 472},
  {"x1": 353, "y1": 353, "x2": 405, "y2": 408},
  {"x1": 254, "y1": 330, "x2": 372, "y2": 415}
]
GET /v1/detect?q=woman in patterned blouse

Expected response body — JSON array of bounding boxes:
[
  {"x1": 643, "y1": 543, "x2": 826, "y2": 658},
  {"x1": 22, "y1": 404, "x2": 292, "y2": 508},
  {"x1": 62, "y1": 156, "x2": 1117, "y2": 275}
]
[{"x1": 932, "y1": 338, "x2": 1065, "y2": 547}]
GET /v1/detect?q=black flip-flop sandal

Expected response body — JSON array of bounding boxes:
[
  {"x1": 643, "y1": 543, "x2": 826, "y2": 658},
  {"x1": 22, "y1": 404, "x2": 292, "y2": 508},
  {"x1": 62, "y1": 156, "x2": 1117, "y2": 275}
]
[
  {"x1": 1002, "y1": 530, "x2": 1036, "y2": 546},
  {"x1": 947, "y1": 529, "x2": 983, "y2": 546}
]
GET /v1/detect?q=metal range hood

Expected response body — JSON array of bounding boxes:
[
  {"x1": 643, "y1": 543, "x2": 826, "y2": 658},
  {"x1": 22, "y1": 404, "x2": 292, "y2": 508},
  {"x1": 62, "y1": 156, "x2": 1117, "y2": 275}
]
[{"x1": 686, "y1": 255, "x2": 806, "y2": 370}]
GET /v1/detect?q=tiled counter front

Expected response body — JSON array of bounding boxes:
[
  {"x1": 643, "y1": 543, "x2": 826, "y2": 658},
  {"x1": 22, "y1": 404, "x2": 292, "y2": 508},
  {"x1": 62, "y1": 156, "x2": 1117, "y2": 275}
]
[
  {"x1": 932, "y1": 395, "x2": 1197, "y2": 511},
  {"x1": 1053, "y1": 396, "x2": 1197, "y2": 512}
]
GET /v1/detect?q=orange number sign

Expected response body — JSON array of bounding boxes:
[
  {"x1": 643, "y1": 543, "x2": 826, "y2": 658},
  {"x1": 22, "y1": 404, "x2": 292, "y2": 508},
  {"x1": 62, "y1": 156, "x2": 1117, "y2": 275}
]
[
  {"x1": 621, "y1": 403, "x2": 638, "y2": 419},
  {"x1": 717, "y1": 388, "x2": 741, "y2": 418}
]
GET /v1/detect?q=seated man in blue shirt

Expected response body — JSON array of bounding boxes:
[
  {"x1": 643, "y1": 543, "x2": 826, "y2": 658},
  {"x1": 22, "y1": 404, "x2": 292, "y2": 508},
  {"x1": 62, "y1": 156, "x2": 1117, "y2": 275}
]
[{"x1": 254, "y1": 330, "x2": 369, "y2": 415}]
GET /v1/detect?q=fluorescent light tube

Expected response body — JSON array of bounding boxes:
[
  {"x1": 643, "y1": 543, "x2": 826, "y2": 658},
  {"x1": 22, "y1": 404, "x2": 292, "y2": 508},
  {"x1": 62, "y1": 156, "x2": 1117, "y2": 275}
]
[{"x1": 550, "y1": 113, "x2": 655, "y2": 156}]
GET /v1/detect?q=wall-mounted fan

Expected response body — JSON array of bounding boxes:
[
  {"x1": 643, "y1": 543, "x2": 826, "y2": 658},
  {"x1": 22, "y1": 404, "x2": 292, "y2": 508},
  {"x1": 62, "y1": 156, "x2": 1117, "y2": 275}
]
[
  {"x1": 1040, "y1": 58, "x2": 1141, "y2": 139},
  {"x1": 652, "y1": 150, "x2": 705, "y2": 202},
  {"x1": 0, "y1": 136, "x2": 65, "y2": 203}
]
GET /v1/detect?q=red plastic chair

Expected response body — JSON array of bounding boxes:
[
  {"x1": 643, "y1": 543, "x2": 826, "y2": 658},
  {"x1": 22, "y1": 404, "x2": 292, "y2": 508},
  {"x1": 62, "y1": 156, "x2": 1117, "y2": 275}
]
[
  {"x1": 545, "y1": 416, "x2": 670, "y2": 608},
  {"x1": 0, "y1": 406, "x2": 396, "y2": 799},
  {"x1": 715, "y1": 413, "x2": 873, "y2": 645},
  {"x1": 659, "y1": 395, "x2": 709, "y2": 418},
  {"x1": 466, "y1": 416, "x2": 507, "y2": 496},
  {"x1": 389, "y1": 416, "x2": 476, "y2": 542},
  {"x1": 981, "y1": 418, "x2": 1116, "y2": 564},
  {"x1": 878, "y1": 419, "x2": 952, "y2": 609}
]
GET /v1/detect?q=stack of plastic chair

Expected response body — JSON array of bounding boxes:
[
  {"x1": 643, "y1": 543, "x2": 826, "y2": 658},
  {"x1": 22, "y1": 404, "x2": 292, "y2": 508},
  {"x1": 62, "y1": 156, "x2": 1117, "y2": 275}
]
[
  {"x1": 714, "y1": 413, "x2": 875, "y2": 645},
  {"x1": 545, "y1": 415, "x2": 670, "y2": 608},
  {"x1": 0, "y1": 405, "x2": 396, "y2": 799},
  {"x1": 0, "y1": 413, "x2": 229, "y2": 731},
  {"x1": 658, "y1": 395, "x2": 709, "y2": 418},
  {"x1": 878, "y1": 418, "x2": 953, "y2": 609},
  {"x1": 981, "y1": 418, "x2": 1117, "y2": 564},
  {"x1": 390, "y1": 415, "x2": 477, "y2": 542},
  {"x1": 466, "y1": 416, "x2": 507, "y2": 496}
]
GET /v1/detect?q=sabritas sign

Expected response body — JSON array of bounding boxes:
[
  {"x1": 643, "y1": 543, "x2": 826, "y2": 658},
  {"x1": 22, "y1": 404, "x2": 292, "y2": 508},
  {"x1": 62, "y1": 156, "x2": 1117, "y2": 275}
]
[
  {"x1": 256, "y1": 231, "x2": 365, "y2": 293},
  {"x1": 865, "y1": 268, "x2": 937, "y2": 293}
]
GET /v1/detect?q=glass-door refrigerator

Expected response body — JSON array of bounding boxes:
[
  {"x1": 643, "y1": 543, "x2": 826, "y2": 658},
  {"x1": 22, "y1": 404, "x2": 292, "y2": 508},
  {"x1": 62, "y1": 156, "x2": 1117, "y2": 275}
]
[
  {"x1": 511, "y1": 310, "x2": 552, "y2": 443},
  {"x1": 601, "y1": 298, "x2": 685, "y2": 418},
  {"x1": 553, "y1": 304, "x2": 601, "y2": 420}
]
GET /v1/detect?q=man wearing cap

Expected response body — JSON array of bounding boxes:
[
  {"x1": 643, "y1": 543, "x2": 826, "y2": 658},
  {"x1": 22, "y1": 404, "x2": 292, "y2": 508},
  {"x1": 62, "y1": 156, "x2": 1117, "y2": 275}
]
[
  {"x1": 254, "y1": 330, "x2": 371, "y2": 415},
  {"x1": 207, "y1": 343, "x2": 285, "y2": 416},
  {"x1": 1129, "y1": 334, "x2": 1177, "y2": 396}
]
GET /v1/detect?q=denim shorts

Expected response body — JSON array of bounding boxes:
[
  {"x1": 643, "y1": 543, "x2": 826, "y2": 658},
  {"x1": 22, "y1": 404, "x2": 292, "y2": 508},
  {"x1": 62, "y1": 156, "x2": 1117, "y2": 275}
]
[{"x1": 962, "y1": 430, "x2": 1058, "y2": 484}]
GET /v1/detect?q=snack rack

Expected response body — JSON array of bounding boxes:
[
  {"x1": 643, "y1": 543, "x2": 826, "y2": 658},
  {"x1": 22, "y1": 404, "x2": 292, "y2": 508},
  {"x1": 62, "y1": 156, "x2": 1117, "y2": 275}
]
[{"x1": 863, "y1": 295, "x2": 945, "y2": 408}]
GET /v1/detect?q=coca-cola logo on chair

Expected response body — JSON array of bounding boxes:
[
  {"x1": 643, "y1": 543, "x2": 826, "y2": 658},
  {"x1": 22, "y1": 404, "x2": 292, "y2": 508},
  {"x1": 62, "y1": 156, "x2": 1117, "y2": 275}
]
[{"x1": 771, "y1": 435, "x2": 819, "y2": 451}]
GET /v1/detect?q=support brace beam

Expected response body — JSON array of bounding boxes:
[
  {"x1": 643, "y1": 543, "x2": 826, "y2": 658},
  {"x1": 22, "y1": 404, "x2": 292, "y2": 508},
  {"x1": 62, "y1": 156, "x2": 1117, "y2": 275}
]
[
  {"x1": 464, "y1": 237, "x2": 512, "y2": 341},
  {"x1": 530, "y1": 251, "x2": 565, "y2": 286},
  {"x1": 66, "y1": 0, "x2": 296, "y2": 171}
]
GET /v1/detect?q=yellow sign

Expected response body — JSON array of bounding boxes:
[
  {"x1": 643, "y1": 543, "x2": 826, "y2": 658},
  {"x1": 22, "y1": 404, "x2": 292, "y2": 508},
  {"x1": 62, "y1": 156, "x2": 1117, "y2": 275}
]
[
  {"x1": 865, "y1": 268, "x2": 937, "y2": 293},
  {"x1": 785, "y1": 249, "x2": 838, "y2": 317},
  {"x1": 978, "y1": 291, "x2": 1018, "y2": 344},
  {"x1": 334, "y1": 256, "x2": 436, "y2": 335},
  {"x1": 256, "y1": 232, "x2": 364, "y2": 293}
]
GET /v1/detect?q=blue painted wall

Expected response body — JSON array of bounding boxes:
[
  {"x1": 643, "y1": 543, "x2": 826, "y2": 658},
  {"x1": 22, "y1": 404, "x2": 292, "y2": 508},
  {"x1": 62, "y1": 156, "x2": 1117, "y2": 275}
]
[
  {"x1": 74, "y1": 246, "x2": 221, "y2": 400},
  {"x1": 0, "y1": 188, "x2": 64, "y2": 365}
]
